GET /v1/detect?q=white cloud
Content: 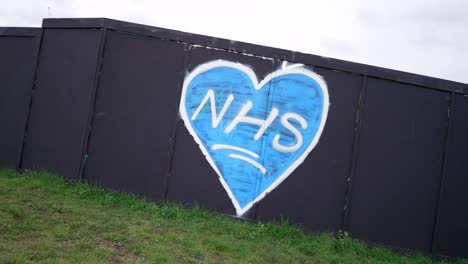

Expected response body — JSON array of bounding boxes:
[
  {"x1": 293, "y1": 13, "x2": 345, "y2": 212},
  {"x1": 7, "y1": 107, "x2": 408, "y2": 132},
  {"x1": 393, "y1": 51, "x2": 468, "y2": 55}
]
[{"x1": 1, "y1": 0, "x2": 467, "y2": 83}]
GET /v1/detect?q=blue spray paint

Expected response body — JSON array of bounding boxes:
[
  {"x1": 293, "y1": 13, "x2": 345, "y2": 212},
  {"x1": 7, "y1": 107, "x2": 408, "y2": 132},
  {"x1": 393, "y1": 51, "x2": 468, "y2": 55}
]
[{"x1": 180, "y1": 60, "x2": 329, "y2": 215}]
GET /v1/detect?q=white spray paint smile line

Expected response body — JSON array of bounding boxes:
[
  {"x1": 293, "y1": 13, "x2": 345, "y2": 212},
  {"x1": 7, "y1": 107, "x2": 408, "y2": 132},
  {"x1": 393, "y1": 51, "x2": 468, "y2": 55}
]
[
  {"x1": 211, "y1": 144, "x2": 260, "y2": 158},
  {"x1": 228, "y1": 154, "x2": 267, "y2": 174}
]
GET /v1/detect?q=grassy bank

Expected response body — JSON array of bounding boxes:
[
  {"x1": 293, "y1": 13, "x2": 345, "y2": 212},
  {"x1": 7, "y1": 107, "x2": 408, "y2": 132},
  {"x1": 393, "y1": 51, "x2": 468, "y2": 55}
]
[{"x1": 0, "y1": 169, "x2": 465, "y2": 263}]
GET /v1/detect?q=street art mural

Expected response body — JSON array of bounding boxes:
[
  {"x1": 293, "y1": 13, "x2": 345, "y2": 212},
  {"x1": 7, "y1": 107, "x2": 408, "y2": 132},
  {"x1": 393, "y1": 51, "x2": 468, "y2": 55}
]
[{"x1": 180, "y1": 60, "x2": 329, "y2": 216}]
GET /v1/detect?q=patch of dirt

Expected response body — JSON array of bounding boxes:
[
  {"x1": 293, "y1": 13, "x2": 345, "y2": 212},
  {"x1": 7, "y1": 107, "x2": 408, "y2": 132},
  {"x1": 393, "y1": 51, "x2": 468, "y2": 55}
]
[
  {"x1": 96, "y1": 239, "x2": 113, "y2": 248},
  {"x1": 96, "y1": 240, "x2": 138, "y2": 264}
]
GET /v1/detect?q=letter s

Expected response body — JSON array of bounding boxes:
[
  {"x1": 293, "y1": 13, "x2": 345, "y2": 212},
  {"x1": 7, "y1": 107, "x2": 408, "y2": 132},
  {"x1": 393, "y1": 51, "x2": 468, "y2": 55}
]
[{"x1": 272, "y1": 113, "x2": 308, "y2": 152}]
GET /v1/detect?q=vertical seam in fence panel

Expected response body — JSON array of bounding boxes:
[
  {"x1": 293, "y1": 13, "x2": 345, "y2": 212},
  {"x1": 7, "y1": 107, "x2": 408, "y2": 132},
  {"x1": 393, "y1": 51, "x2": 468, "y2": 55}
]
[
  {"x1": 77, "y1": 27, "x2": 108, "y2": 182},
  {"x1": 251, "y1": 59, "x2": 277, "y2": 221},
  {"x1": 18, "y1": 29, "x2": 44, "y2": 171},
  {"x1": 162, "y1": 44, "x2": 192, "y2": 201},
  {"x1": 429, "y1": 91, "x2": 454, "y2": 254},
  {"x1": 341, "y1": 74, "x2": 368, "y2": 231}
]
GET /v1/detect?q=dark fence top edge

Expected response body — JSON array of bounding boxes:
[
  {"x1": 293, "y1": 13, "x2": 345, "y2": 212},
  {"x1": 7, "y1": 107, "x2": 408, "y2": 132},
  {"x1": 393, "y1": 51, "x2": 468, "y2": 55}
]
[
  {"x1": 42, "y1": 17, "x2": 105, "y2": 29},
  {"x1": 42, "y1": 18, "x2": 467, "y2": 94},
  {"x1": 0, "y1": 27, "x2": 42, "y2": 37}
]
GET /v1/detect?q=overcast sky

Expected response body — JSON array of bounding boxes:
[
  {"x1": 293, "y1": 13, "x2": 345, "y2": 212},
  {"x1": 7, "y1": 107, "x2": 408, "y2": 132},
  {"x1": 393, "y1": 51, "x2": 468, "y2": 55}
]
[{"x1": 1, "y1": 0, "x2": 467, "y2": 84}]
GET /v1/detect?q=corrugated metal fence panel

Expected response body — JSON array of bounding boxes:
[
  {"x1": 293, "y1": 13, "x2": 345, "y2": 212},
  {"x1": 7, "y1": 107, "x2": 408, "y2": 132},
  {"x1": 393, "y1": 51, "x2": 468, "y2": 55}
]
[
  {"x1": 346, "y1": 78, "x2": 449, "y2": 252},
  {"x1": 83, "y1": 30, "x2": 187, "y2": 201},
  {"x1": 432, "y1": 94, "x2": 468, "y2": 257},
  {"x1": 0, "y1": 29, "x2": 40, "y2": 169},
  {"x1": 166, "y1": 46, "x2": 275, "y2": 218},
  {"x1": 256, "y1": 67, "x2": 362, "y2": 232},
  {"x1": 21, "y1": 29, "x2": 103, "y2": 180}
]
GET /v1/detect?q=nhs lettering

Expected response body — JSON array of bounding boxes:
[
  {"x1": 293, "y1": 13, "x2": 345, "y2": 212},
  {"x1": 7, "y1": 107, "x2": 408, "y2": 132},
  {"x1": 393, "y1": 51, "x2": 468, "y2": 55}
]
[{"x1": 180, "y1": 60, "x2": 329, "y2": 216}]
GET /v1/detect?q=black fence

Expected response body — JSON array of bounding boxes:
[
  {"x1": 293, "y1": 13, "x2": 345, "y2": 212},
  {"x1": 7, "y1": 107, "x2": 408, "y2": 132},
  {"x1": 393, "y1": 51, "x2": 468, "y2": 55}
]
[{"x1": 1, "y1": 18, "x2": 467, "y2": 258}]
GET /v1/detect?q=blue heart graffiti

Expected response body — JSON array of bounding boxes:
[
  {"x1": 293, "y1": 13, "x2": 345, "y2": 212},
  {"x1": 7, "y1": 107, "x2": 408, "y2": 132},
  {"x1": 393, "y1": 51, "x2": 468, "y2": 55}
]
[{"x1": 180, "y1": 60, "x2": 329, "y2": 216}]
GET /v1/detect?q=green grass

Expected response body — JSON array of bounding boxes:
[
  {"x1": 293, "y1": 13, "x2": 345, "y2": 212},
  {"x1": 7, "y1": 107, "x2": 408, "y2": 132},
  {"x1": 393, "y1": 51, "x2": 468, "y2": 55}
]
[{"x1": 0, "y1": 169, "x2": 466, "y2": 264}]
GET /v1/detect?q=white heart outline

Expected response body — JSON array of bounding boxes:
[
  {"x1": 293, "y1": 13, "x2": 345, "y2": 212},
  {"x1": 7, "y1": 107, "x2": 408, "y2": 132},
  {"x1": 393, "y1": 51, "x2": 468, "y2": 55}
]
[{"x1": 179, "y1": 60, "x2": 329, "y2": 216}]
